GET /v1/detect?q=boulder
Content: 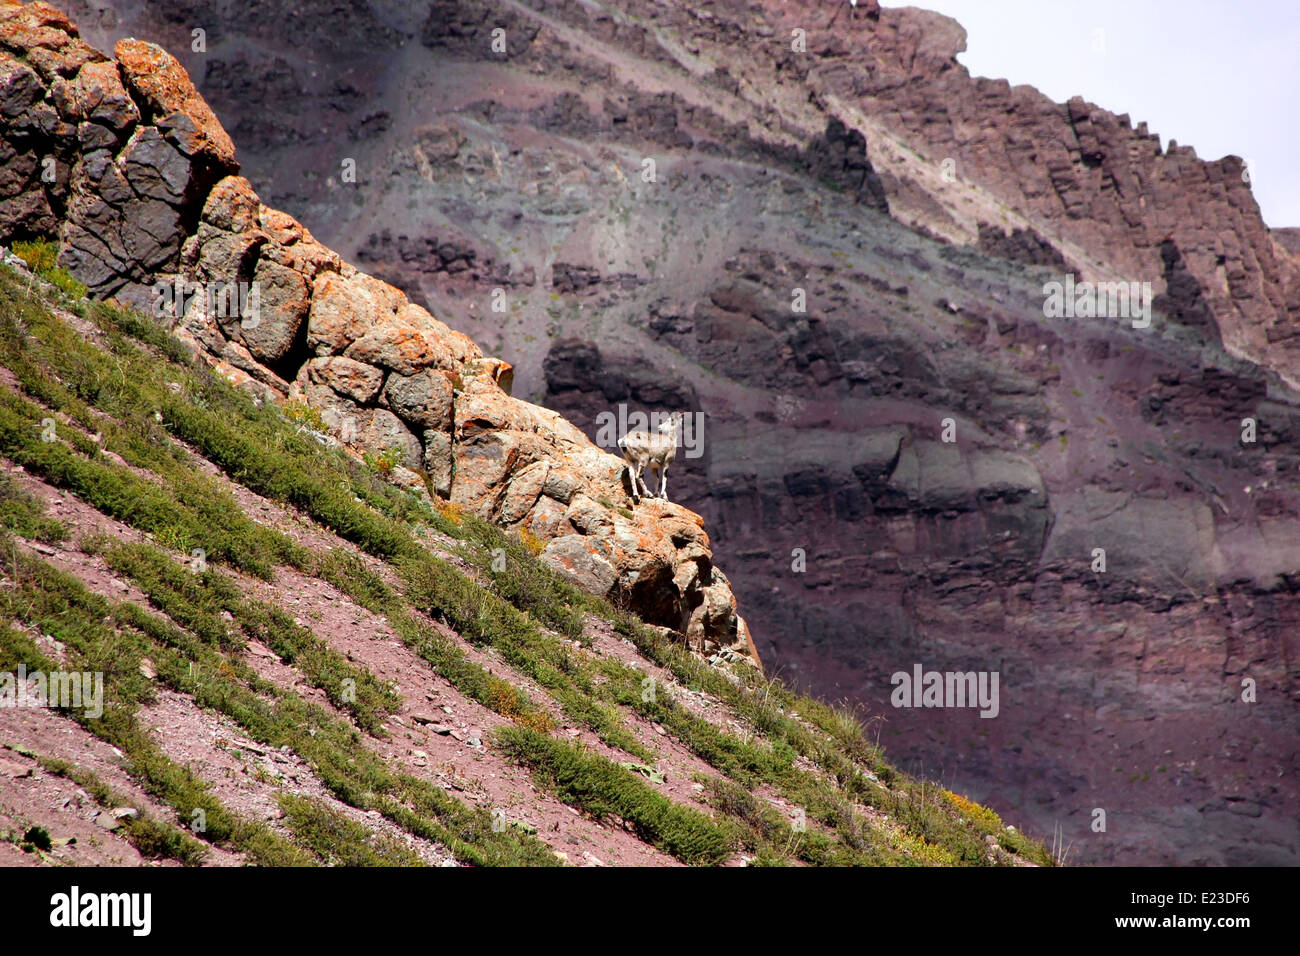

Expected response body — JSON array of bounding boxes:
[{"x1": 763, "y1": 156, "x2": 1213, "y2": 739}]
[
  {"x1": 241, "y1": 256, "x2": 309, "y2": 362},
  {"x1": 113, "y1": 38, "x2": 237, "y2": 171},
  {"x1": 499, "y1": 461, "x2": 548, "y2": 524},
  {"x1": 306, "y1": 356, "x2": 383, "y2": 403},
  {"x1": 51, "y1": 59, "x2": 138, "y2": 132},
  {"x1": 421, "y1": 429, "x2": 454, "y2": 497},
  {"x1": 118, "y1": 125, "x2": 191, "y2": 204},
  {"x1": 385, "y1": 368, "x2": 454, "y2": 430},
  {"x1": 540, "y1": 535, "x2": 619, "y2": 596},
  {"x1": 361, "y1": 408, "x2": 422, "y2": 470},
  {"x1": 306, "y1": 270, "x2": 404, "y2": 354}
]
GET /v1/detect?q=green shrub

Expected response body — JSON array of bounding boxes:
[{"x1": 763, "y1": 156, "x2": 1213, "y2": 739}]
[
  {"x1": 22, "y1": 825, "x2": 53, "y2": 851},
  {"x1": 281, "y1": 400, "x2": 326, "y2": 433},
  {"x1": 0, "y1": 473, "x2": 67, "y2": 543},
  {"x1": 45, "y1": 267, "x2": 88, "y2": 300},
  {"x1": 278, "y1": 795, "x2": 424, "y2": 866},
  {"x1": 11, "y1": 240, "x2": 87, "y2": 299},
  {"x1": 12, "y1": 239, "x2": 56, "y2": 273},
  {"x1": 363, "y1": 445, "x2": 404, "y2": 476}
]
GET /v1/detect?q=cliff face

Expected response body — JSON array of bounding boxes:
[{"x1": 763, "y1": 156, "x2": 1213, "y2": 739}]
[
  {"x1": 0, "y1": 0, "x2": 759, "y2": 667},
  {"x1": 779, "y1": 2, "x2": 1300, "y2": 385},
  {"x1": 18, "y1": 0, "x2": 1300, "y2": 864}
]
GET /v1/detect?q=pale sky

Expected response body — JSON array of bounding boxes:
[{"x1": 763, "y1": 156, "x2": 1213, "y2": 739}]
[{"x1": 910, "y1": 0, "x2": 1300, "y2": 228}]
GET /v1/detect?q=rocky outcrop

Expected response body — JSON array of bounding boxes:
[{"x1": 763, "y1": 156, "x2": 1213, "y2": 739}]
[
  {"x1": 0, "y1": 2, "x2": 238, "y2": 293},
  {"x1": 544, "y1": 339, "x2": 698, "y2": 414},
  {"x1": 977, "y1": 223, "x2": 1069, "y2": 271},
  {"x1": 0, "y1": 0, "x2": 759, "y2": 667},
  {"x1": 803, "y1": 117, "x2": 888, "y2": 214}
]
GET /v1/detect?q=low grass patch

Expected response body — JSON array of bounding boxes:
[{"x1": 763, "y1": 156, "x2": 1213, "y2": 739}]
[
  {"x1": 94, "y1": 539, "x2": 402, "y2": 734},
  {"x1": 0, "y1": 557, "x2": 314, "y2": 866},
  {"x1": 24, "y1": 750, "x2": 209, "y2": 865},
  {"x1": 496, "y1": 725, "x2": 732, "y2": 865},
  {"x1": 277, "y1": 795, "x2": 425, "y2": 866},
  {"x1": 0, "y1": 471, "x2": 66, "y2": 544}
]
